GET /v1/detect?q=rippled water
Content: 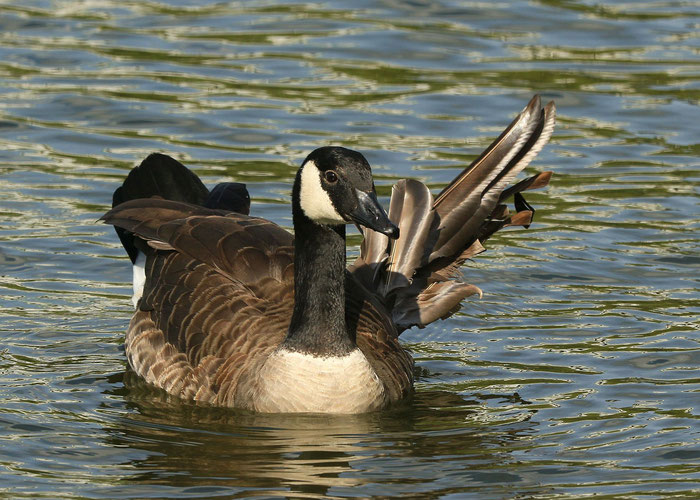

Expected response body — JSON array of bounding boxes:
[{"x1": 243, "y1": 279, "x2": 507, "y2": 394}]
[{"x1": 0, "y1": 0, "x2": 698, "y2": 498}]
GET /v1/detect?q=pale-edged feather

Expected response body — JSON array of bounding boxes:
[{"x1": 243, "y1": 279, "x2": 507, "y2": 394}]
[
  {"x1": 382, "y1": 179, "x2": 435, "y2": 296},
  {"x1": 352, "y1": 223, "x2": 390, "y2": 291},
  {"x1": 393, "y1": 281, "x2": 482, "y2": 330},
  {"x1": 424, "y1": 239, "x2": 486, "y2": 284},
  {"x1": 101, "y1": 198, "x2": 293, "y2": 286},
  {"x1": 429, "y1": 96, "x2": 543, "y2": 261}
]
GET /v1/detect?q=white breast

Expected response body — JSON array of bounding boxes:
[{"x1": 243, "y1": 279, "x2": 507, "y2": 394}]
[{"x1": 248, "y1": 348, "x2": 387, "y2": 414}]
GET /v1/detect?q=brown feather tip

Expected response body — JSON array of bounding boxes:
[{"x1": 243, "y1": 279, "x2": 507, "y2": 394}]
[
  {"x1": 508, "y1": 210, "x2": 533, "y2": 227},
  {"x1": 528, "y1": 171, "x2": 553, "y2": 190}
]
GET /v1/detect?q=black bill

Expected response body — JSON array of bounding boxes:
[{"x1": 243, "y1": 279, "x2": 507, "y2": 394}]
[{"x1": 349, "y1": 189, "x2": 399, "y2": 239}]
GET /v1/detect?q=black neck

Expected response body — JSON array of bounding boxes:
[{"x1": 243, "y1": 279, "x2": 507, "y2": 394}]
[{"x1": 283, "y1": 183, "x2": 355, "y2": 356}]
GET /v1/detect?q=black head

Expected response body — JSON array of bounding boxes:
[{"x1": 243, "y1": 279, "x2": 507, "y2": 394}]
[{"x1": 294, "y1": 146, "x2": 399, "y2": 238}]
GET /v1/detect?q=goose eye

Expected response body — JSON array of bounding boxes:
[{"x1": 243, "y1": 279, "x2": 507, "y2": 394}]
[{"x1": 324, "y1": 170, "x2": 338, "y2": 183}]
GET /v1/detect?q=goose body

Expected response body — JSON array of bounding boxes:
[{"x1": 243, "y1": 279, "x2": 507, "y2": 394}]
[{"x1": 103, "y1": 95, "x2": 556, "y2": 414}]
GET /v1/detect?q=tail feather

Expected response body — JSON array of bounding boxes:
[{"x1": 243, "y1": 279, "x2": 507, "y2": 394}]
[
  {"x1": 351, "y1": 95, "x2": 556, "y2": 332},
  {"x1": 113, "y1": 153, "x2": 209, "y2": 208},
  {"x1": 112, "y1": 153, "x2": 209, "y2": 263},
  {"x1": 203, "y1": 182, "x2": 251, "y2": 215}
]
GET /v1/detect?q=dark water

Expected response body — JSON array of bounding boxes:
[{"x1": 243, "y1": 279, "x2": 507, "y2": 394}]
[{"x1": 1, "y1": 1, "x2": 698, "y2": 498}]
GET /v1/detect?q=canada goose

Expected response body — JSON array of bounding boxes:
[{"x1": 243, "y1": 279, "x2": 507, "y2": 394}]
[{"x1": 102, "y1": 95, "x2": 555, "y2": 413}]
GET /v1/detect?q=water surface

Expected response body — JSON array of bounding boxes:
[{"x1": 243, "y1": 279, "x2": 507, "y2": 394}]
[{"x1": 0, "y1": 0, "x2": 698, "y2": 498}]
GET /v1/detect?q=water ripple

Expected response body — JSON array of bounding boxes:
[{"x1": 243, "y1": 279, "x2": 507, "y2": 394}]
[{"x1": 0, "y1": 0, "x2": 698, "y2": 498}]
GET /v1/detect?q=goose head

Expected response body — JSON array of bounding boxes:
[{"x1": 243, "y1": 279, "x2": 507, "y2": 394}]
[{"x1": 294, "y1": 146, "x2": 399, "y2": 238}]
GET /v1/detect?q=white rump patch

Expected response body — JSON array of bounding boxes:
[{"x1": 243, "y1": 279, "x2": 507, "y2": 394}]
[
  {"x1": 132, "y1": 252, "x2": 146, "y2": 309},
  {"x1": 299, "y1": 160, "x2": 345, "y2": 225}
]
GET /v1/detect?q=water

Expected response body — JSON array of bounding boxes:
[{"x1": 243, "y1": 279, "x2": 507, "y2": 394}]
[{"x1": 0, "y1": 0, "x2": 698, "y2": 498}]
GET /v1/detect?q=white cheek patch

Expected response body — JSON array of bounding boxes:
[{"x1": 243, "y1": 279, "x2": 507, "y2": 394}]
[{"x1": 299, "y1": 160, "x2": 346, "y2": 225}]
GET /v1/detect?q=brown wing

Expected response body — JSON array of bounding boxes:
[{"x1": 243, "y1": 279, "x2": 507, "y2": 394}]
[
  {"x1": 126, "y1": 249, "x2": 295, "y2": 406},
  {"x1": 102, "y1": 199, "x2": 295, "y2": 404}
]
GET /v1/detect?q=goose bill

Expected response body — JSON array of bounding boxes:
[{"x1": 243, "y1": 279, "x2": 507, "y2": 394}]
[{"x1": 350, "y1": 189, "x2": 399, "y2": 239}]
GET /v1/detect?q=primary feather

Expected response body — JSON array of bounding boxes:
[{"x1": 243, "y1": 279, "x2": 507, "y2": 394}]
[{"x1": 350, "y1": 95, "x2": 555, "y2": 331}]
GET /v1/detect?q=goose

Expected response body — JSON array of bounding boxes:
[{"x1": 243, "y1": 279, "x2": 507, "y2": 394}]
[{"x1": 102, "y1": 95, "x2": 556, "y2": 414}]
